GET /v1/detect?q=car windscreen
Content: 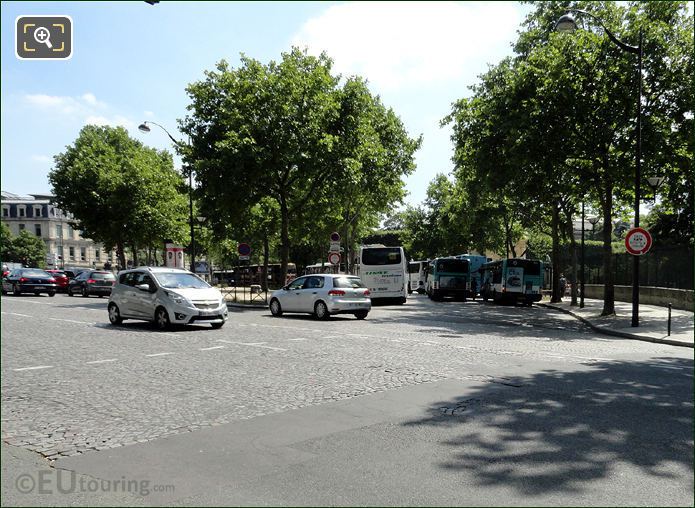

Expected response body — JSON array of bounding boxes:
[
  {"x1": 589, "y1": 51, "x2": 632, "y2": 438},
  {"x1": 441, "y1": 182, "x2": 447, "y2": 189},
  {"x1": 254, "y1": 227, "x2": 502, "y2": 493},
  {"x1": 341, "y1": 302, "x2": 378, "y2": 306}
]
[
  {"x1": 435, "y1": 259, "x2": 469, "y2": 273},
  {"x1": 361, "y1": 248, "x2": 402, "y2": 266},
  {"x1": 154, "y1": 272, "x2": 210, "y2": 289},
  {"x1": 333, "y1": 277, "x2": 366, "y2": 289},
  {"x1": 90, "y1": 272, "x2": 115, "y2": 280},
  {"x1": 21, "y1": 269, "x2": 50, "y2": 277}
]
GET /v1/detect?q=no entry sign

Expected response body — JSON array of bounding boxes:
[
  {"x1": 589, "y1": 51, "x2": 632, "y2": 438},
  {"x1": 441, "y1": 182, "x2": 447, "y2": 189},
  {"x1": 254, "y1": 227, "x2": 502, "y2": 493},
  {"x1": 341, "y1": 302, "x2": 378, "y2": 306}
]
[
  {"x1": 625, "y1": 227, "x2": 653, "y2": 256},
  {"x1": 328, "y1": 252, "x2": 341, "y2": 265}
]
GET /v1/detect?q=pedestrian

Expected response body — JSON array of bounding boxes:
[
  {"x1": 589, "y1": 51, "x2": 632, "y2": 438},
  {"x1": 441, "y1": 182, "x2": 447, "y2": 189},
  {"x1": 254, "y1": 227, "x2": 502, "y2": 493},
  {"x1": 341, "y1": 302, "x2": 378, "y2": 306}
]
[{"x1": 559, "y1": 273, "x2": 567, "y2": 298}]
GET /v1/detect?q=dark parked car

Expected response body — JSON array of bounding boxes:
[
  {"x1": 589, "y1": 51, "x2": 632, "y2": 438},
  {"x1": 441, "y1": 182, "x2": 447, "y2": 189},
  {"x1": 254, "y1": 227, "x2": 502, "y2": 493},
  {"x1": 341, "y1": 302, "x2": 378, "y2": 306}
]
[
  {"x1": 2, "y1": 268, "x2": 58, "y2": 296},
  {"x1": 67, "y1": 270, "x2": 116, "y2": 297},
  {"x1": 45, "y1": 270, "x2": 70, "y2": 291}
]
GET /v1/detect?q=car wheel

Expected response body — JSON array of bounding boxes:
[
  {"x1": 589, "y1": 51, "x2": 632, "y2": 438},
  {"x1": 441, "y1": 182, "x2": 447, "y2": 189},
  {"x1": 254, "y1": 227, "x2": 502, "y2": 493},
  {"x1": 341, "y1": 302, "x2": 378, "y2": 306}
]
[
  {"x1": 354, "y1": 310, "x2": 368, "y2": 320},
  {"x1": 269, "y1": 298, "x2": 283, "y2": 317},
  {"x1": 314, "y1": 301, "x2": 330, "y2": 320},
  {"x1": 211, "y1": 322, "x2": 224, "y2": 329},
  {"x1": 154, "y1": 307, "x2": 171, "y2": 331},
  {"x1": 12, "y1": 284, "x2": 21, "y2": 296},
  {"x1": 48, "y1": 291, "x2": 55, "y2": 297},
  {"x1": 67, "y1": 287, "x2": 74, "y2": 296},
  {"x1": 81, "y1": 286, "x2": 89, "y2": 298},
  {"x1": 108, "y1": 303, "x2": 123, "y2": 325},
  {"x1": 1, "y1": 287, "x2": 6, "y2": 296}
]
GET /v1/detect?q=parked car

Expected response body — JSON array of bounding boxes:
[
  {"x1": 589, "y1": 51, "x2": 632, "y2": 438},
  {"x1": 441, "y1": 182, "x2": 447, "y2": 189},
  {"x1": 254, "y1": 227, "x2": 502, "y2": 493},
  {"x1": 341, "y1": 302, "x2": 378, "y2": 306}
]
[
  {"x1": 1, "y1": 268, "x2": 57, "y2": 296},
  {"x1": 67, "y1": 270, "x2": 117, "y2": 297},
  {"x1": 107, "y1": 267, "x2": 228, "y2": 330},
  {"x1": 45, "y1": 270, "x2": 70, "y2": 292},
  {"x1": 269, "y1": 274, "x2": 371, "y2": 320}
]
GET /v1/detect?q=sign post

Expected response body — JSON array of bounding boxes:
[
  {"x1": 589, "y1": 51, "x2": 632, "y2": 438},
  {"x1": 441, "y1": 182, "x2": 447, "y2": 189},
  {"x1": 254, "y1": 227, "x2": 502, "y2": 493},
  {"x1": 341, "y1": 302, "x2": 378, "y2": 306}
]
[
  {"x1": 328, "y1": 252, "x2": 341, "y2": 266},
  {"x1": 625, "y1": 227, "x2": 653, "y2": 256},
  {"x1": 238, "y1": 242, "x2": 251, "y2": 261}
]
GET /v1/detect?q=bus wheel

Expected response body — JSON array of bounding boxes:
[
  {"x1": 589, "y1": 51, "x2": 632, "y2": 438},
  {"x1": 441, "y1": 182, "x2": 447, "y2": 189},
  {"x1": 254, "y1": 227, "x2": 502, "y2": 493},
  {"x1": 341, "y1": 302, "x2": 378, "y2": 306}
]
[
  {"x1": 492, "y1": 290, "x2": 500, "y2": 303},
  {"x1": 398, "y1": 297, "x2": 406, "y2": 305}
]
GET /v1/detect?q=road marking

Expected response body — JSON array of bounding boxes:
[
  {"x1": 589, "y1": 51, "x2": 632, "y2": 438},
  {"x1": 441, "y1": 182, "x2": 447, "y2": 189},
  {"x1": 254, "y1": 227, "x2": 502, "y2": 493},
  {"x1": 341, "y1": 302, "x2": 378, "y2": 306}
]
[
  {"x1": 217, "y1": 340, "x2": 287, "y2": 351},
  {"x1": 4, "y1": 299, "x2": 53, "y2": 305},
  {"x1": 13, "y1": 365, "x2": 53, "y2": 371},
  {"x1": 1, "y1": 312, "x2": 31, "y2": 317},
  {"x1": 145, "y1": 352, "x2": 174, "y2": 357},
  {"x1": 288, "y1": 338, "x2": 307, "y2": 341},
  {"x1": 85, "y1": 358, "x2": 118, "y2": 364},
  {"x1": 200, "y1": 346, "x2": 225, "y2": 351},
  {"x1": 49, "y1": 317, "x2": 93, "y2": 324}
]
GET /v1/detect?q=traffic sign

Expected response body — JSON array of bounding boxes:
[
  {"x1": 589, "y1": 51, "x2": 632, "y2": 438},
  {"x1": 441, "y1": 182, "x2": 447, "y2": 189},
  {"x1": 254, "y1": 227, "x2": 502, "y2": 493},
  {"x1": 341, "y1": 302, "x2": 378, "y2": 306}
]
[
  {"x1": 328, "y1": 252, "x2": 341, "y2": 265},
  {"x1": 239, "y1": 255, "x2": 250, "y2": 261},
  {"x1": 329, "y1": 241, "x2": 341, "y2": 252},
  {"x1": 238, "y1": 243, "x2": 251, "y2": 256},
  {"x1": 330, "y1": 231, "x2": 341, "y2": 242},
  {"x1": 625, "y1": 227, "x2": 653, "y2": 256}
]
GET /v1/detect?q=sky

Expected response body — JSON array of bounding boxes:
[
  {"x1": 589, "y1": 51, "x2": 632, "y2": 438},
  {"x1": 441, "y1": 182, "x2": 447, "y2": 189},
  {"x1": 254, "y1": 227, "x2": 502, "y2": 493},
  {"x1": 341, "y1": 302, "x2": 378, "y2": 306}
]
[{"x1": 1, "y1": 1, "x2": 532, "y2": 208}]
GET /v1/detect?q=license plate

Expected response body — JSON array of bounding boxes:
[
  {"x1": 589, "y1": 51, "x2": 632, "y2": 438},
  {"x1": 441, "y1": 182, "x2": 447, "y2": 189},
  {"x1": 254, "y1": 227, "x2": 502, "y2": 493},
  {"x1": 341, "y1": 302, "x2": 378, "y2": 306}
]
[
  {"x1": 199, "y1": 309, "x2": 217, "y2": 316},
  {"x1": 34, "y1": 286, "x2": 46, "y2": 290}
]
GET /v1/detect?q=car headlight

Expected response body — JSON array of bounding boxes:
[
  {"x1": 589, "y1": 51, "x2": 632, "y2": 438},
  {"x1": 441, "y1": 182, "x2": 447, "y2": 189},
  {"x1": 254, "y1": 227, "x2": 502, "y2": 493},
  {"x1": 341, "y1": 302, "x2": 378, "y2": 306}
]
[{"x1": 166, "y1": 291, "x2": 190, "y2": 306}]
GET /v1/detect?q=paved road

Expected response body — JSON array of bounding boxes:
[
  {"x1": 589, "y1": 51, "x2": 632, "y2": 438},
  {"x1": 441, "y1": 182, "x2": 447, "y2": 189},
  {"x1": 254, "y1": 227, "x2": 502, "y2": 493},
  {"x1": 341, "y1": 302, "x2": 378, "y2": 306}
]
[{"x1": 1, "y1": 293, "x2": 692, "y2": 505}]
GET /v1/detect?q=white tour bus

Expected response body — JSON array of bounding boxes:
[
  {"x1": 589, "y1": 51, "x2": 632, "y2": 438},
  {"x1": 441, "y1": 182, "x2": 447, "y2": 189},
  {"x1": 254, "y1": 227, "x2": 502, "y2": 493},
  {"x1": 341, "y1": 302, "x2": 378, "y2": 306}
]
[
  {"x1": 408, "y1": 260, "x2": 427, "y2": 294},
  {"x1": 356, "y1": 244, "x2": 407, "y2": 304}
]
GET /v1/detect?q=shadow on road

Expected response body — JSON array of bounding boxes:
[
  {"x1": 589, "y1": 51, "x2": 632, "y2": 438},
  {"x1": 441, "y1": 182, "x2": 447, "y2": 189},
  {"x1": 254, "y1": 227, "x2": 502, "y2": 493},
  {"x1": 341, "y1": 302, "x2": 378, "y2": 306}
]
[{"x1": 402, "y1": 357, "x2": 694, "y2": 495}]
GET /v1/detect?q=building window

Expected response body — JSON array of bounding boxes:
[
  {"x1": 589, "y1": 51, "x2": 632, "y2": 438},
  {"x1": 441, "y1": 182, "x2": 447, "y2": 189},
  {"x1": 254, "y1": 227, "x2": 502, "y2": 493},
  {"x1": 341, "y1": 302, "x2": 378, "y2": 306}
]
[
  {"x1": 80, "y1": 247, "x2": 86, "y2": 261},
  {"x1": 67, "y1": 225, "x2": 73, "y2": 239},
  {"x1": 69, "y1": 247, "x2": 75, "y2": 260},
  {"x1": 51, "y1": 208, "x2": 56, "y2": 217},
  {"x1": 95, "y1": 249, "x2": 101, "y2": 260},
  {"x1": 34, "y1": 224, "x2": 42, "y2": 237},
  {"x1": 18, "y1": 224, "x2": 25, "y2": 231},
  {"x1": 56, "y1": 224, "x2": 63, "y2": 238},
  {"x1": 19, "y1": 207, "x2": 25, "y2": 217},
  {"x1": 2, "y1": 208, "x2": 8, "y2": 217},
  {"x1": 34, "y1": 207, "x2": 42, "y2": 217}
]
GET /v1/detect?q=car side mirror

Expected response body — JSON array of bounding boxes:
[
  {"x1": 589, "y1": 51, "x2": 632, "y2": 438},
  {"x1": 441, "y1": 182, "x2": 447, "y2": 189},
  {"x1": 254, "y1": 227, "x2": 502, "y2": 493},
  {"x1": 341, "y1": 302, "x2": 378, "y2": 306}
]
[{"x1": 135, "y1": 283, "x2": 151, "y2": 292}]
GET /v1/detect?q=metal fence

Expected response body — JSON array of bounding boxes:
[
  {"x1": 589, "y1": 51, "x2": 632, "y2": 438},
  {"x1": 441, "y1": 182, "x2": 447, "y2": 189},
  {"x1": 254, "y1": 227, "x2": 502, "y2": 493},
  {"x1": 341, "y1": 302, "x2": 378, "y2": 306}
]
[{"x1": 561, "y1": 244, "x2": 693, "y2": 290}]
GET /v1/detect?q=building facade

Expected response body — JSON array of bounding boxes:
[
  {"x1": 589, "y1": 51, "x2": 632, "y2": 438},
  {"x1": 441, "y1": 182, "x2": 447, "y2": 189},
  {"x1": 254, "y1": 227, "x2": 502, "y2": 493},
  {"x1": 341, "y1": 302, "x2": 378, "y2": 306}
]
[{"x1": 1, "y1": 191, "x2": 115, "y2": 269}]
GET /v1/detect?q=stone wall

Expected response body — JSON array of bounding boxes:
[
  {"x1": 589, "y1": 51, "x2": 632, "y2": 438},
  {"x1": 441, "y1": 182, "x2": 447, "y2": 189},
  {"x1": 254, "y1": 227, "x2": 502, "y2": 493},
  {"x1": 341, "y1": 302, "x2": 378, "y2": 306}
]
[{"x1": 583, "y1": 285, "x2": 694, "y2": 311}]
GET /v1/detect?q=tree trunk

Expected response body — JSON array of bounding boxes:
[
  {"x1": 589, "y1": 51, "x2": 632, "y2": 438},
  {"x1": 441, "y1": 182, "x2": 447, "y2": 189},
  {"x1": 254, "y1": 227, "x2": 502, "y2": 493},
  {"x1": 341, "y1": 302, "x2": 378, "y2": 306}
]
[
  {"x1": 131, "y1": 243, "x2": 138, "y2": 267},
  {"x1": 261, "y1": 232, "x2": 269, "y2": 292},
  {"x1": 601, "y1": 178, "x2": 615, "y2": 316},
  {"x1": 116, "y1": 242, "x2": 126, "y2": 271},
  {"x1": 570, "y1": 232, "x2": 578, "y2": 306},
  {"x1": 279, "y1": 194, "x2": 290, "y2": 284},
  {"x1": 550, "y1": 200, "x2": 561, "y2": 303}
]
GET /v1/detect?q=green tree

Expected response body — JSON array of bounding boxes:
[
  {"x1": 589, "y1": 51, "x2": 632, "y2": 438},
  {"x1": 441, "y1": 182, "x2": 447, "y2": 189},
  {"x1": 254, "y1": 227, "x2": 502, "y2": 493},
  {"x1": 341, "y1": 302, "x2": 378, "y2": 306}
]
[
  {"x1": 9, "y1": 230, "x2": 46, "y2": 267},
  {"x1": 1, "y1": 223, "x2": 13, "y2": 262},
  {"x1": 181, "y1": 48, "x2": 420, "y2": 281},
  {"x1": 49, "y1": 125, "x2": 190, "y2": 268}
]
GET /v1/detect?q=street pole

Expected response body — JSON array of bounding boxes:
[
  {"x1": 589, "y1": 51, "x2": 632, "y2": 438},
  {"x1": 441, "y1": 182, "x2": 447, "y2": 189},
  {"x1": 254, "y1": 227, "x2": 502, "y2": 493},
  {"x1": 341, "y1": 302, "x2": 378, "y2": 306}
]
[
  {"x1": 631, "y1": 30, "x2": 643, "y2": 327},
  {"x1": 580, "y1": 200, "x2": 585, "y2": 308},
  {"x1": 555, "y1": 11, "x2": 643, "y2": 326},
  {"x1": 189, "y1": 170, "x2": 195, "y2": 273}
]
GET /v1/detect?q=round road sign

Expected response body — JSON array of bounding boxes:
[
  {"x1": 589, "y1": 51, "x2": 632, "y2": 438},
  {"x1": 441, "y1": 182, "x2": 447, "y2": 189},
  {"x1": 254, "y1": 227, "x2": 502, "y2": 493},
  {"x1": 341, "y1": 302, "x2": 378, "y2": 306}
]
[
  {"x1": 330, "y1": 231, "x2": 341, "y2": 242},
  {"x1": 238, "y1": 243, "x2": 251, "y2": 256},
  {"x1": 625, "y1": 227, "x2": 652, "y2": 256},
  {"x1": 328, "y1": 252, "x2": 341, "y2": 265}
]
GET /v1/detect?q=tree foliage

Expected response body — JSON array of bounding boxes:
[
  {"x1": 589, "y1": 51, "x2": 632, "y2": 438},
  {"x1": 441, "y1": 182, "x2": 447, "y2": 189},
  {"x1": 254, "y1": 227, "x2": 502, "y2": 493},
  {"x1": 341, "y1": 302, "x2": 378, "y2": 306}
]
[
  {"x1": 49, "y1": 125, "x2": 190, "y2": 268},
  {"x1": 181, "y1": 47, "x2": 421, "y2": 280}
]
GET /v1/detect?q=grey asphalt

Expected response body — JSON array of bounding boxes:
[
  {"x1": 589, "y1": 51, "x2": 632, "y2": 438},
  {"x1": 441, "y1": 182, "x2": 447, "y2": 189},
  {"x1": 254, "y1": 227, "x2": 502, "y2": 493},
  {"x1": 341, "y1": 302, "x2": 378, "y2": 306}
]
[{"x1": 1, "y1": 293, "x2": 692, "y2": 506}]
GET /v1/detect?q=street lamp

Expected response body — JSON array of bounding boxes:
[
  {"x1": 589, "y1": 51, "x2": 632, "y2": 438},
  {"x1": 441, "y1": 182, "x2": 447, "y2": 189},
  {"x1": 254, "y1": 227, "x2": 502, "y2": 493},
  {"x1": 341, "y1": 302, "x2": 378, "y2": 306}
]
[
  {"x1": 556, "y1": 9, "x2": 643, "y2": 327},
  {"x1": 138, "y1": 121, "x2": 196, "y2": 273},
  {"x1": 646, "y1": 176, "x2": 665, "y2": 202},
  {"x1": 580, "y1": 201, "x2": 586, "y2": 308}
]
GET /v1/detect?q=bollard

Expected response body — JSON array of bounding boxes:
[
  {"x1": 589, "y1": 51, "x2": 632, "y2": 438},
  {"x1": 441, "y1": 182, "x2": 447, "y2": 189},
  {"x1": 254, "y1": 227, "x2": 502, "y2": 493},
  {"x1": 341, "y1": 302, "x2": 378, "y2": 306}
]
[{"x1": 667, "y1": 303, "x2": 672, "y2": 337}]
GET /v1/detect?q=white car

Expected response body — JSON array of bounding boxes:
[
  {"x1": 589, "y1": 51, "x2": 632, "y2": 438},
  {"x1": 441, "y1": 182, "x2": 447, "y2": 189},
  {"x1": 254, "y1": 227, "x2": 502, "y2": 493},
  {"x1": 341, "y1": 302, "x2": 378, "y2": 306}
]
[
  {"x1": 269, "y1": 274, "x2": 371, "y2": 320},
  {"x1": 108, "y1": 267, "x2": 228, "y2": 330}
]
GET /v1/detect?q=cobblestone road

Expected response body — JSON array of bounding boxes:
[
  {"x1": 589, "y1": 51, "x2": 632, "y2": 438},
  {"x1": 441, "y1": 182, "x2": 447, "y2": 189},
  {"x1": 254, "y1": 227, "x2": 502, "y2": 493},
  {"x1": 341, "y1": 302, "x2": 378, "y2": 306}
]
[{"x1": 1, "y1": 293, "x2": 691, "y2": 460}]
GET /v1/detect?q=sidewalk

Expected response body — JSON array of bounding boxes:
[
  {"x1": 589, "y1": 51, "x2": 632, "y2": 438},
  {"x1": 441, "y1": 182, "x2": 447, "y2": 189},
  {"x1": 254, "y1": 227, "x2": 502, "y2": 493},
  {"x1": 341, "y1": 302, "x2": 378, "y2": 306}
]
[{"x1": 539, "y1": 298, "x2": 694, "y2": 348}]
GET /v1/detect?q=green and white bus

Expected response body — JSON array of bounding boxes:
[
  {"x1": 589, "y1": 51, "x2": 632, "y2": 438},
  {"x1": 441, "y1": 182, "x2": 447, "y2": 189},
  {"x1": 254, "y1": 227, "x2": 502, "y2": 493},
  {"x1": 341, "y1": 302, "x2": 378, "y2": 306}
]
[
  {"x1": 425, "y1": 257, "x2": 470, "y2": 301},
  {"x1": 480, "y1": 258, "x2": 543, "y2": 306}
]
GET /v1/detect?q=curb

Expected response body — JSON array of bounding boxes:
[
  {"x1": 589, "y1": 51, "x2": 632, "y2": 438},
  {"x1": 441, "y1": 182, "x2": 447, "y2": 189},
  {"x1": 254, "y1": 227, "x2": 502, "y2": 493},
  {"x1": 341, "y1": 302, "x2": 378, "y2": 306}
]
[
  {"x1": 538, "y1": 303, "x2": 693, "y2": 348},
  {"x1": 226, "y1": 302, "x2": 268, "y2": 310}
]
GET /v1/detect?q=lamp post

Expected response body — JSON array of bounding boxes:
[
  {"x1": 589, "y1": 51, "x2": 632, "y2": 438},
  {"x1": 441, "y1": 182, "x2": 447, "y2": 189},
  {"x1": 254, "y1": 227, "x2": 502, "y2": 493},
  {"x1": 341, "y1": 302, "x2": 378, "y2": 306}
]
[
  {"x1": 646, "y1": 176, "x2": 665, "y2": 202},
  {"x1": 138, "y1": 121, "x2": 196, "y2": 273},
  {"x1": 556, "y1": 9, "x2": 643, "y2": 327},
  {"x1": 580, "y1": 201, "x2": 585, "y2": 308}
]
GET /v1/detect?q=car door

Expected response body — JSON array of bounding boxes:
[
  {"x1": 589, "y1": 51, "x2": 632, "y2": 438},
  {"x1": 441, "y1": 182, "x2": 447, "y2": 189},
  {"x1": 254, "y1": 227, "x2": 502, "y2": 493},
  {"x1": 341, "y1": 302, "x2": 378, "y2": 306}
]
[
  {"x1": 115, "y1": 272, "x2": 138, "y2": 317},
  {"x1": 129, "y1": 273, "x2": 158, "y2": 319},
  {"x1": 296, "y1": 276, "x2": 325, "y2": 312},
  {"x1": 69, "y1": 272, "x2": 85, "y2": 293},
  {"x1": 280, "y1": 276, "x2": 307, "y2": 312}
]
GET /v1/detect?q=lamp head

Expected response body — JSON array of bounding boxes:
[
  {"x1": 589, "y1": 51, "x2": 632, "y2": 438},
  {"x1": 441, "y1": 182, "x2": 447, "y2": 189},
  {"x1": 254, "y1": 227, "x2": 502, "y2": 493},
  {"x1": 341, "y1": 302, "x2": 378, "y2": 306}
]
[
  {"x1": 555, "y1": 13, "x2": 578, "y2": 33},
  {"x1": 646, "y1": 176, "x2": 665, "y2": 189},
  {"x1": 138, "y1": 123, "x2": 151, "y2": 133}
]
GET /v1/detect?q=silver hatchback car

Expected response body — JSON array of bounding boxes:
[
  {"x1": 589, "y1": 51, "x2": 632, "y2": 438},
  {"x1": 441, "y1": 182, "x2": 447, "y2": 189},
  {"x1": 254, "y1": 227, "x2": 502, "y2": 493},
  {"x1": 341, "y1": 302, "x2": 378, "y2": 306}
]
[{"x1": 269, "y1": 274, "x2": 371, "y2": 320}]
